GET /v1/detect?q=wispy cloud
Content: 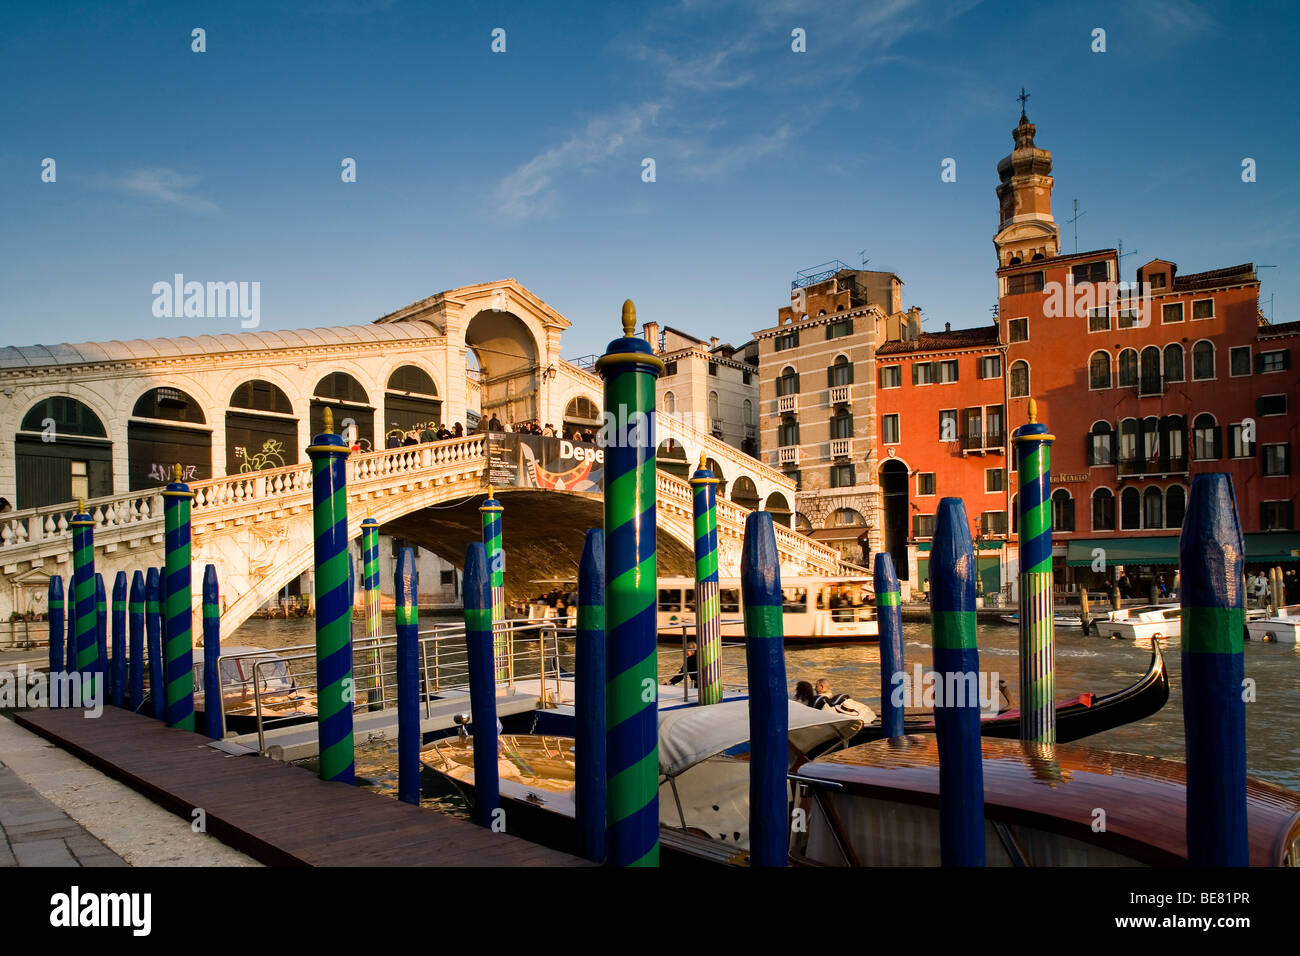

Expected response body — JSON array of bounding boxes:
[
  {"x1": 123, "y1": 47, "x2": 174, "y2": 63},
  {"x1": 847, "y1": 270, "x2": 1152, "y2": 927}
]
[{"x1": 111, "y1": 168, "x2": 220, "y2": 213}]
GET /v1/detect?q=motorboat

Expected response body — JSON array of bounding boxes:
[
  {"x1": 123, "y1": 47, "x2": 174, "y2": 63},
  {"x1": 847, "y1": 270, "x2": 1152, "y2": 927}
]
[
  {"x1": 657, "y1": 576, "x2": 878, "y2": 644},
  {"x1": 999, "y1": 612, "x2": 1083, "y2": 628},
  {"x1": 1246, "y1": 606, "x2": 1300, "y2": 643},
  {"x1": 1093, "y1": 604, "x2": 1181, "y2": 641},
  {"x1": 191, "y1": 645, "x2": 320, "y2": 734},
  {"x1": 420, "y1": 698, "x2": 863, "y2": 864},
  {"x1": 790, "y1": 734, "x2": 1300, "y2": 866}
]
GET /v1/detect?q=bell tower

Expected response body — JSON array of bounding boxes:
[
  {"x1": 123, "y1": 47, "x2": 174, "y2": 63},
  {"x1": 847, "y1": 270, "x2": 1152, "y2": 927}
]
[{"x1": 993, "y1": 90, "x2": 1059, "y2": 267}]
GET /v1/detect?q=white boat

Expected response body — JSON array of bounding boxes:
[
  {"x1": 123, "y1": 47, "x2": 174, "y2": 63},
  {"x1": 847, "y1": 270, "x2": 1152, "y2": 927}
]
[
  {"x1": 1093, "y1": 604, "x2": 1181, "y2": 641},
  {"x1": 657, "y1": 575, "x2": 878, "y2": 644},
  {"x1": 1000, "y1": 612, "x2": 1084, "y2": 628},
  {"x1": 191, "y1": 645, "x2": 320, "y2": 732},
  {"x1": 1246, "y1": 605, "x2": 1300, "y2": 643}
]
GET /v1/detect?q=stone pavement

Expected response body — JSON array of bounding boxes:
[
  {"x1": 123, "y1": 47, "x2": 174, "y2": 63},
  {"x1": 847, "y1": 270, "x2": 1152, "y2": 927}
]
[
  {"x1": 0, "y1": 762, "x2": 124, "y2": 866},
  {"x1": 0, "y1": 714, "x2": 259, "y2": 867}
]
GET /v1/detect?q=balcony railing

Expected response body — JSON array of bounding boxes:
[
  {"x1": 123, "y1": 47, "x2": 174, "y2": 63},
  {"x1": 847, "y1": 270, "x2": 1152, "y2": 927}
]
[
  {"x1": 710, "y1": 418, "x2": 723, "y2": 435},
  {"x1": 830, "y1": 438, "x2": 851, "y2": 458},
  {"x1": 1117, "y1": 454, "x2": 1190, "y2": 477},
  {"x1": 778, "y1": 446, "x2": 800, "y2": 466},
  {"x1": 829, "y1": 385, "x2": 851, "y2": 405},
  {"x1": 960, "y1": 432, "x2": 1006, "y2": 453},
  {"x1": 777, "y1": 395, "x2": 798, "y2": 414}
]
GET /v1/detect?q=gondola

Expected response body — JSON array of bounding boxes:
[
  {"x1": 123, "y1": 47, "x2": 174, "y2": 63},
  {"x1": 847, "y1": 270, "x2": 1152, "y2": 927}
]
[{"x1": 852, "y1": 642, "x2": 1168, "y2": 744}]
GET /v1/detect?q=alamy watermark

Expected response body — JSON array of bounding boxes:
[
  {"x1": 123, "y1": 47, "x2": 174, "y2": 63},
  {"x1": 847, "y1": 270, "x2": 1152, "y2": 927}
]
[
  {"x1": 890, "y1": 664, "x2": 1003, "y2": 716},
  {"x1": 1, "y1": 665, "x2": 104, "y2": 716},
  {"x1": 152, "y1": 273, "x2": 260, "y2": 328}
]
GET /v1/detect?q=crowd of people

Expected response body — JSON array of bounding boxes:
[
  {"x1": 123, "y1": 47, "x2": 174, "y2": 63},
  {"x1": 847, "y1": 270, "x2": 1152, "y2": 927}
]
[
  {"x1": 484, "y1": 415, "x2": 596, "y2": 443},
  {"x1": 383, "y1": 416, "x2": 598, "y2": 448},
  {"x1": 385, "y1": 421, "x2": 465, "y2": 448},
  {"x1": 1248, "y1": 569, "x2": 1299, "y2": 608}
]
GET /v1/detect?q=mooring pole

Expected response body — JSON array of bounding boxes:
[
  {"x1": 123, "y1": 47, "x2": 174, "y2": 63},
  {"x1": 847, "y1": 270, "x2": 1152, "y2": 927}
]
[
  {"x1": 596, "y1": 299, "x2": 664, "y2": 868},
  {"x1": 361, "y1": 515, "x2": 383, "y2": 711},
  {"x1": 395, "y1": 547, "x2": 420, "y2": 806},
  {"x1": 161, "y1": 465, "x2": 196, "y2": 731},
  {"x1": 202, "y1": 565, "x2": 222, "y2": 740},
  {"x1": 47, "y1": 576, "x2": 64, "y2": 709},
  {"x1": 742, "y1": 511, "x2": 789, "y2": 868},
  {"x1": 306, "y1": 409, "x2": 354, "y2": 783},
  {"x1": 94, "y1": 574, "x2": 107, "y2": 702},
  {"x1": 690, "y1": 454, "x2": 723, "y2": 705},
  {"x1": 128, "y1": 571, "x2": 145, "y2": 713},
  {"x1": 70, "y1": 502, "x2": 97, "y2": 707},
  {"x1": 65, "y1": 592, "x2": 76, "y2": 685},
  {"x1": 932, "y1": 497, "x2": 986, "y2": 867},
  {"x1": 874, "y1": 552, "x2": 905, "y2": 739},
  {"x1": 464, "y1": 542, "x2": 500, "y2": 829},
  {"x1": 146, "y1": 567, "x2": 165, "y2": 721},
  {"x1": 1013, "y1": 397, "x2": 1056, "y2": 743},
  {"x1": 1079, "y1": 586, "x2": 1091, "y2": 636},
  {"x1": 1181, "y1": 473, "x2": 1248, "y2": 866},
  {"x1": 479, "y1": 486, "x2": 507, "y2": 681},
  {"x1": 110, "y1": 572, "x2": 127, "y2": 708},
  {"x1": 575, "y1": 528, "x2": 607, "y2": 863}
]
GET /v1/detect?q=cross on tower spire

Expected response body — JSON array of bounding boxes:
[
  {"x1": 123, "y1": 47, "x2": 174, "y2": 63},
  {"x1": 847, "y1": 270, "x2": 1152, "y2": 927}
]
[{"x1": 1017, "y1": 87, "x2": 1030, "y2": 120}]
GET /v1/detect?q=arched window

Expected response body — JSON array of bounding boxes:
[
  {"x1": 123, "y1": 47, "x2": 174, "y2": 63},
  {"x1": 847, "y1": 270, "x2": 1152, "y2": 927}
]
[
  {"x1": 776, "y1": 366, "x2": 799, "y2": 396},
  {"x1": 764, "y1": 492, "x2": 792, "y2": 528},
  {"x1": 1163, "y1": 343, "x2": 1185, "y2": 383},
  {"x1": 663, "y1": 391, "x2": 676, "y2": 415},
  {"x1": 1051, "y1": 488, "x2": 1075, "y2": 532},
  {"x1": 1143, "y1": 486, "x2": 1163, "y2": 529},
  {"x1": 128, "y1": 388, "x2": 211, "y2": 491},
  {"x1": 1089, "y1": 421, "x2": 1115, "y2": 466},
  {"x1": 1118, "y1": 349, "x2": 1138, "y2": 388},
  {"x1": 564, "y1": 395, "x2": 600, "y2": 424},
  {"x1": 387, "y1": 365, "x2": 437, "y2": 397},
  {"x1": 16, "y1": 397, "x2": 112, "y2": 508},
  {"x1": 1192, "y1": 341, "x2": 1215, "y2": 380},
  {"x1": 830, "y1": 408, "x2": 852, "y2": 440},
  {"x1": 742, "y1": 398, "x2": 753, "y2": 425},
  {"x1": 1011, "y1": 493, "x2": 1018, "y2": 534},
  {"x1": 1118, "y1": 418, "x2": 1138, "y2": 466},
  {"x1": 1165, "y1": 485, "x2": 1187, "y2": 528},
  {"x1": 1140, "y1": 346, "x2": 1162, "y2": 395},
  {"x1": 131, "y1": 388, "x2": 206, "y2": 424},
  {"x1": 1009, "y1": 360, "x2": 1029, "y2": 398},
  {"x1": 1089, "y1": 351, "x2": 1111, "y2": 390},
  {"x1": 655, "y1": 439, "x2": 688, "y2": 478},
  {"x1": 708, "y1": 390, "x2": 720, "y2": 423},
  {"x1": 227, "y1": 380, "x2": 297, "y2": 474},
  {"x1": 385, "y1": 366, "x2": 442, "y2": 442},
  {"x1": 1162, "y1": 414, "x2": 1187, "y2": 469},
  {"x1": 312, "y1": 372, "x2": 373, "y2": 449},
  {"x1": 732, "y1": 476, "x2": 760, "y2": 511},
  {"x1": 314, "y1": 372, "x2": 369, "y2": 404},
  {"x1": 230, "y1": 380, "x2": 292, "y2": 414},
  {"x1": 1092, "y1": 488, "x2": 1116, "y2": 531},
  {"x1": 1120, "y1": 486, "x2": 1141, "y2": 530},
  {"x1": 1193, "y1": 413, "x2": 1219, "y2": 460},
  {"x1": 828, "y1": 354, "x2": 853, "y2": 388}
]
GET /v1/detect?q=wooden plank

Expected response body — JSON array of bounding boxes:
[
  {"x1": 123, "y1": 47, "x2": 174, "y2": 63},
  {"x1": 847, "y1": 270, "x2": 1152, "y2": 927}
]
[{"x1": 14, "y1": 707, "x2": 590, "y2": 868}]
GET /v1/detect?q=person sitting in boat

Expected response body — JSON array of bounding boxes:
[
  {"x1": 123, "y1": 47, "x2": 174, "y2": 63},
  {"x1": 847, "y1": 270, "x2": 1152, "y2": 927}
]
[
  {"x1": 668, "y1": 642, "x2": 699, "y2": 687},
  {"x1": 811, "y1": 678, "x2": 876, "y2": 721},
  {"x1": 793, "y1": 680, "x2": 816, "y2": 707}
]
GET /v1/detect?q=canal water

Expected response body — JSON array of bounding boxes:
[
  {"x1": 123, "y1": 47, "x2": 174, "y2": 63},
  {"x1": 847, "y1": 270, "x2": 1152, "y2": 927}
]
[{"x1": 231, "y1": 614, "x2": 1300, "y2": 809}]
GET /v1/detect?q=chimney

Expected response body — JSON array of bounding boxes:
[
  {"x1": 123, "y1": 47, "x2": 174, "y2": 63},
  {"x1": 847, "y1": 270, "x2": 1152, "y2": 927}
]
[
  {"x1": 710, "y1": 336, "x2": 720, "y2": 348},
  {"x1": 643, "y1": 321, "x2": 660, "y2": 353},
  {"x1": 945, "y1": 322, "x2": 951, "y2": 332}
]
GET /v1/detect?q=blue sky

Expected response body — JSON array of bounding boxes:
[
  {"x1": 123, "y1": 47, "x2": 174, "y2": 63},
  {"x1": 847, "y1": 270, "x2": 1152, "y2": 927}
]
[{"x1": 2, "y1": 0, "x2": 1297, "y2": 358}]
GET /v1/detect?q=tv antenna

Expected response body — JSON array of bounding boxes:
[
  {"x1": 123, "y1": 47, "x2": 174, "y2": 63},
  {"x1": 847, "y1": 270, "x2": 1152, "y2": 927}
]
[
  {"x1": 1258, "y1": 266, "x2": 1277, "y2": 322},
  {"x1": 859, "y1": 249, "x2": 870, "y2": 268},
  {"x1": 1117, "y1": 239, "x2": 1139, "y2": 277},
  {"x1": 1065, "y1": 199, "x2": 1086, "y2": 254}
]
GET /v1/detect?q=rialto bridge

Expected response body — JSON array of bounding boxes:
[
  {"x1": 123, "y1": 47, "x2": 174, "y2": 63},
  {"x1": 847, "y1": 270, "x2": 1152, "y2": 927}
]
[{"x1": 0, "y1": 280, "x2": 857, "y2": 643}]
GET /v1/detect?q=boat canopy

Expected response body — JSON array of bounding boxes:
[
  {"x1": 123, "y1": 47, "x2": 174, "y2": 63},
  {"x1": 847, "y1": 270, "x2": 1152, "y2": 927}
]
[{"x1": 657, "y1": 700, "x2": 861, "y2": 777}]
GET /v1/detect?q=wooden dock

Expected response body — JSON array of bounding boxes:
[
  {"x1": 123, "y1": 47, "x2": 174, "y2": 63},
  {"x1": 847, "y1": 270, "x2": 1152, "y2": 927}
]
[{"x1": 14, "y1": 708, "x2": 590, "y2": 867}]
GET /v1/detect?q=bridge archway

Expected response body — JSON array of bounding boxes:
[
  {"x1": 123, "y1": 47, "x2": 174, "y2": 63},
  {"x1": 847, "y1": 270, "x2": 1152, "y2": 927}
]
[
  {"x1": 563, "y1": 395, "x2": 601, "y2": 438},
  {"x1": 312, "y1": 372, "x2": 374, "y2": 450},
  {"x1": 15, "y1": 397, "x2": 112, "y2": 508},
  {"x1": 732, "y1": 475, "x2": 760, "y2": 511},
  {"x1": 384, "y1": 365, "x2": 441, "y2": 446},
  {"x1": 656, "y1": 438, "x2": 689, "y2": 479},
  {"x1": 465, "y1": 309, "x2": 539, "y2": 428},
  {"x1": 705, "y1": 457, "x2": 727, "y2": 496},
  {"x1": 226, "y1": 380, "x2": 297, "y2": 473},
  {"x1": 128, "y1": 387, "x2": 211, "y2": 489},
  {"x1": 764, "y1": 491, "x2": 792, "y2": 528}
]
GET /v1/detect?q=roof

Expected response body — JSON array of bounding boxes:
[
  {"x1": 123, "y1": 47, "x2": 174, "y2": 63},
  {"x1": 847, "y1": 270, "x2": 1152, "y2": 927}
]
[
  {"x1": 801, "y1": 735, "x2": 1300, "y2": 865},
  {"x1": 1260, "y1": 320, "x2": 1300, "y2": 338},
  {"x1": 876, "y1": 326, "x2": 1001, "y2": 355},
  {"x1": 0, "y1": 320, "x2": 444, "y2": 371},
  {"x1": 1173, "y1": 263, "x2": 1256, "y2": 292}
]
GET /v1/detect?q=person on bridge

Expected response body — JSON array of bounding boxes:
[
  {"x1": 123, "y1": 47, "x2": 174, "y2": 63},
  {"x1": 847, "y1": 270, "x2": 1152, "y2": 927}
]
[
  {"x1": 436, "y1": 424, "x2": 452, "y2": 441},
  {"x1": 488, "y1": 414, "x2": 502, "y2": 432},
  {"x1": 668, "y1": 642, "x2": 700, "y2": 688},
  {"x1": 453, "y1": 422, "x2": 464, "y2": 438}
]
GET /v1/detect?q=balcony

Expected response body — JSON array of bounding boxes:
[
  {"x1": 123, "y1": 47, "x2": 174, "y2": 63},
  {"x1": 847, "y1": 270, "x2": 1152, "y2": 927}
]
[
  {"x1": 778, "y1": 446, "x2": 800, "y2": 466},
  {"x1": 830, "y1": 438, "x2": 852, "y2": 459},
  {"x1": 1116, "y1": 454, "x2": 1190, "y2": 478},
  {"x1": 777, "y1": 394, "x2": 798, "y2": 414},
  {"x1": 960, "y1": 433, "x2": 1005, "y2": 454},
  {"x1": 710, "y1": 418, "x2": 723, "y2": 436},
  {"x1": 829, "y1": 385, "x2": 851, "y2": 405}
]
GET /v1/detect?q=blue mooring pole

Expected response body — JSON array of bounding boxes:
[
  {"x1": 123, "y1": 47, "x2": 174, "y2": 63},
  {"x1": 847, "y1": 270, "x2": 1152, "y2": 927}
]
[
  {"x1": 874, "y1": 552, "x2": 905, "y2": 739},
  {"x1": 463, "y1": 542, "x2": 500, "y2": 829},
  {"x1": 128, "y1": 571, "x2": 145, "y2": 713},
  {"x1": 47, "y1": 576, "x2": 64, "y2": 709},
  {"x1": 741, "y1": 511, "x2": 789, "y2": 868},
  {"x1": 575, "y1": 528, "x2": 606, "y2": 863},
  {"x1": 110, "y1": 572, "x2": 127, "y2": 708},
  {"x1": 1181, "y1": 473, "x2": 1248, "y2": 866},
  {"x1": 931, "y1": 498, "x2": 985, "y2": 867},
  {"x1": 202, "y1": 565, "x2": 222, "y2": 740},
  {"x1": 147, "y1": 567, "x2": 165, "y2": 721},
  {"x1": 95, "y1": 573, "x2": 107, "y2": 701},
  {"x1": 395, "y1": 547, "x2": 420, "y2": 806}
]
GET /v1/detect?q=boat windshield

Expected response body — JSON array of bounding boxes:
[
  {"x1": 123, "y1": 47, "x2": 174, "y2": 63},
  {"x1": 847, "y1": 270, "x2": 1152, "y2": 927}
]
[{"x1": 239, "y1": 657, "x2": 293, "y2": 691}]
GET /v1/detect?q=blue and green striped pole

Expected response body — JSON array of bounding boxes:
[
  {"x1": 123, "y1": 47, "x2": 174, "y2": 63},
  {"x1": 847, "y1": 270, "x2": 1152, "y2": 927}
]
[
  {"x1": 307, "y1": 409, "x2": 354, "y2": 783},
  {"x1": 575, "y1": 528, "x2": 606, "y2": 863},
  {"x1": 162, "y1": 465, "x2": 195, "y2": 731},
  {"x1": 361, "y1": 516, "x2": 383, "y2": 711},
  {"x1": 1181, "y1": 473, "x2": 1248, "y2": 866},
  {"x1": 65, "y1": 590, "x2": 75, "y2": 684},
  {"x1": 1013, "y1": 397, "x2": 1056, "y2": 743},
  {"x1": 94, "y1": 574, "x2": 107, "y2": 701},
  {"x1": 146, "y1": 567, "x2": 165, "y2": 720},
  {"x1": 202, "y1": 565, "x2": 222, "y2": 740},
  {"x1": 395, "y1": 547, "x2": 420, "y2": 806},
  {"x1": 873, "y1": 552, "x2": 905, "y2": 739},
  {"x1": 741, "y1": 511, "x2": 789, "y2": 868},
  {"x1": 479, "y1": 486, "x2": 507, "y2": 682},
  {"x1": 47, "y1": 576, "x2": 64, "y2": 708},
  {"x1": 128, "y1": 571, "x2": 145, "y2": 712},
  {"x1": 464, "y1": 542, "x2": 500, "y2": 828},
  {"x1": 690, "y1": 454, "x2": 723, "y2": 705},
  {"x1": 70, "y1": 502, "x2": 97, "y2": 708},
  {"x1": 596, "y1": 300, "x2": 664, "y2": 868},
  {"x1": 931, "y1": 497, "x2": 985, "y2": 867},
  {"x1": 110, "y1": 572, "x2": 127, "y2": 708}
]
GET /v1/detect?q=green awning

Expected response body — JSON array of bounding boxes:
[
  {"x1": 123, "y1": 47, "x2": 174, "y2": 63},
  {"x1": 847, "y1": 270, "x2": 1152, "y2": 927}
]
[
  {"x1": 1245, "y1": 533, "x2": 1300, "y2": 563},
  {"x1": 1066, "y1": 537, "x2": 1180, "y2": 567}
]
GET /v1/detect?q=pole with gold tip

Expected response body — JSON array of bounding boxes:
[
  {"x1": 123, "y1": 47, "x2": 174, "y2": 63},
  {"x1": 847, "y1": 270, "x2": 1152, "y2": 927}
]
[
  {"x1": 479, "y1": 484, "x2": 507, "y2": 681},
  {"x1": 1012, "y1": 398, "x2": 1056, "y2": 743},
  {"x1": 689, "y1": 453, "x2": 723, "y2": 704},
  {"x1": 162, "y1": 463, "x2": 196, "y2": 730}
]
